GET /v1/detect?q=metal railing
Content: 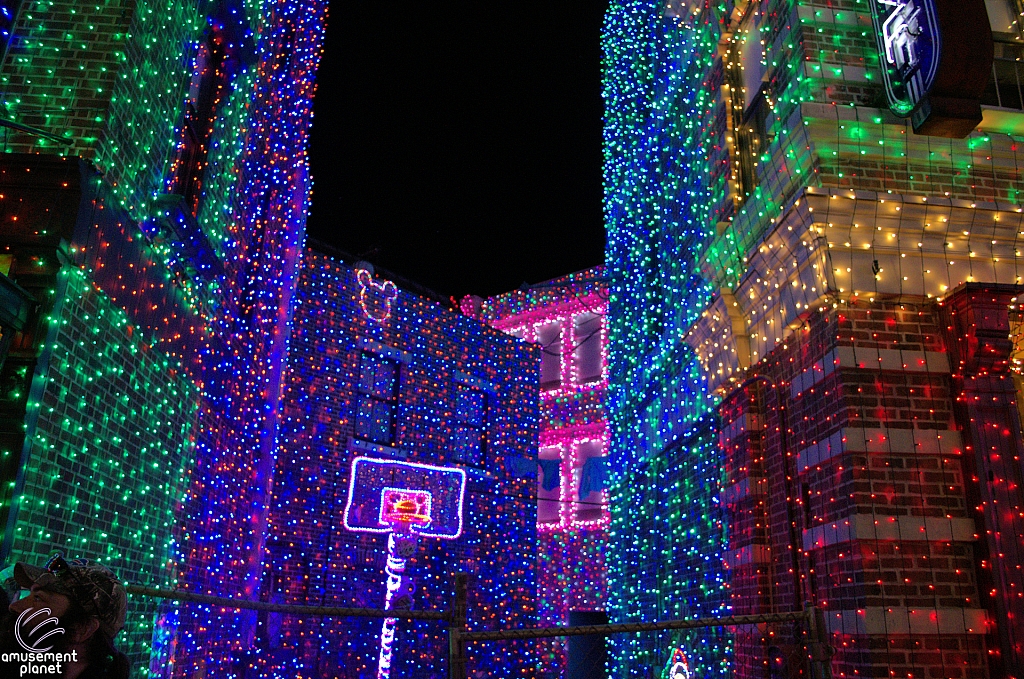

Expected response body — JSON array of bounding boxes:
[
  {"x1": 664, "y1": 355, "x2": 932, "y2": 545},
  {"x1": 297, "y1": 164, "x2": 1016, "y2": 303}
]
[
  {"x1": 445, "y1": 574, "x2": 833, "y2": 679},
  {"x1": 127, "y1": 577, "x2": 834, "y2": 679},
  {"x1": 124, "y1": 584, "x2": 450, "y2": 621}
]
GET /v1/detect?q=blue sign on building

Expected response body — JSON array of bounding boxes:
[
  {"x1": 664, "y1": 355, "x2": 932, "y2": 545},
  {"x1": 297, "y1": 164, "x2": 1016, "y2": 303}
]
[
  {"x1": 869, "y1": 0, "x2": 941, "y2": 116},
  {"x1": 868, "y1": 0, "x2": 994, "y2": 138}
]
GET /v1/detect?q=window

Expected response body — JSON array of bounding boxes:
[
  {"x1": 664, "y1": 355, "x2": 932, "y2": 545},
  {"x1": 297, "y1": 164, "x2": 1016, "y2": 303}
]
[
  {"x1": 741, "y1": 27, "x2": 766, "y2": 112},
  {"x1": 573, "y1": 312, "x2": 603, "y2": 384},
  {"x1": 726, "y1": 15, "x2": 778, "y2": 202},
  {"x1": 537, "y1": 446, "x2": 562, "y2": 525},
  {"x1": 450, "y1": 383, "x2": 487, "y2": 467},
  {"x1": 986, "y1": 0, "x2": 1019, "y2": 33},
  {"x1": 536, "y1": 320, "x2": 562, "y2": 390},
  {"x1": 573, "y1": 439, "x2": 608, "y2": 524},
  {"x1": 169, "y1": 33, "x2": 226, "y2": 215},
  {"x1": 981, "y1": 40, "x2": 1024, "y2": 111},
  {"x1": 355, "y1": 352, "x2": 399, "y2": 445}
]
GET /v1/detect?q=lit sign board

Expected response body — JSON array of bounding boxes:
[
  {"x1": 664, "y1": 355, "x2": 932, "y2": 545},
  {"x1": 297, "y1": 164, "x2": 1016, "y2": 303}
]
[
  {"x1": 868, "y1": 0, "x2": 992, "y2": 138},
  {"x1": 872, "y1": 0, "x2": 940, "y2": 116}
]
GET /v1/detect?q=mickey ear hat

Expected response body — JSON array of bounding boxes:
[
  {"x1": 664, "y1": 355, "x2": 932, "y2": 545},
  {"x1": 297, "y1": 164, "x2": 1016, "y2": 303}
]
[{"x1": 13, "y1": 557, "x2": 128, "y2": 638}]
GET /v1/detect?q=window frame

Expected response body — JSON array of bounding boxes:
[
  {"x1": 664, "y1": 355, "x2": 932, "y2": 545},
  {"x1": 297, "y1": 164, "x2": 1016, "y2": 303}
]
[
  {"x1": 572, "y1": 310, "x2": 605, "y2": 385},
  {"x1": 449, "y1": 381, "x2": 489, "y2": 469},
  {"x1": 353, "y1": 350, "x2": 400, "y2": 446},
  {"x1": 536, "y1": 319, "x2": 564, "y2": 391}
]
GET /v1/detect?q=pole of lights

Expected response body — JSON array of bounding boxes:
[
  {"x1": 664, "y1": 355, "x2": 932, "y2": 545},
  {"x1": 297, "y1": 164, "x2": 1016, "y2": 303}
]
[{"x1": 377, "y1": 530, "x2": 418, "y2": 679}]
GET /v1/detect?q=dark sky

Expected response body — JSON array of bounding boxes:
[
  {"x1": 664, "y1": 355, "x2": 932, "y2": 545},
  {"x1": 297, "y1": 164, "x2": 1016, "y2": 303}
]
[{"x1": 305, "y1": 2, "x2": 609, "y2": 299}]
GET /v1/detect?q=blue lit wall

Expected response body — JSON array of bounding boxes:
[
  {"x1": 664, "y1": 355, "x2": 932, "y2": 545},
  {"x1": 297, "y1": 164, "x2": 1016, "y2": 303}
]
[
  {"x1": 168, "y1": 0, "x2": 326, "y2": 675},
  {"x1": 259, "y1": 251, "x2": 539, "y2": 678},
  {"x1": 602, "y1": 0, "x2": 732, "y2": 675}
]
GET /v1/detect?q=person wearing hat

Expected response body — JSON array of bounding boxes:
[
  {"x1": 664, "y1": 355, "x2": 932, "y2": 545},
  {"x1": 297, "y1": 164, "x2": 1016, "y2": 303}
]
[{"x1": 2, "y1": 553, "x2": 130, "y2": 679}]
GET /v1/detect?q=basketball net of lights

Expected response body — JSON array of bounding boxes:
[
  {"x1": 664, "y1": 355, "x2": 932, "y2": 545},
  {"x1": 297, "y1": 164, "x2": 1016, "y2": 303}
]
[{"x1": 344, "y1": 458, "x2": 467, "y2": 679}]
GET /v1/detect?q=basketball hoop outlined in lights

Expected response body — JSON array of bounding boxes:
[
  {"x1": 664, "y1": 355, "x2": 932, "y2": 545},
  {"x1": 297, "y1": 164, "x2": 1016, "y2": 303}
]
[{"x1": 343, "y1": 458, "x2": 467, "y2": 679}]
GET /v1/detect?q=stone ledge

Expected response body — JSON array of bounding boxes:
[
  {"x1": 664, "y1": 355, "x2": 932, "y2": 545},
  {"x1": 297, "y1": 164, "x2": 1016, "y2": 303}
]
[
  {"x1": 796, "y1": 427, "x2": 963, "y2": 469},
  {"x1": 824, "y1": 606, "x2": 988, "y2": 636},
  {"x1": 720, "y1": 477, "x2": 768, "y2": 506},
  {"x1": 790, "y1": 346, "x2": 950, "y2": 398},
  {"x1": 803, "y1": 514, "x2": 978, "y2": 550},
  {"x1": 723, "y1": 544, "x2": 771, "y2": 568},
  {"x1": 719, "y1": 412, "x2": 764, "y2": 446}
]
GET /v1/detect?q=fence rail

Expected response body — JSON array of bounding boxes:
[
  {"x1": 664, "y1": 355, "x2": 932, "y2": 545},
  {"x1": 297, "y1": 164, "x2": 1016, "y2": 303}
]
[
  {"x1": 124, "y1": 584, "x2": 450, "y2": 621},
  {"x1": 124, "y1": 580, "x2": 832, "y2": 679},
  {"x1": 445, "y1": 575, "x2": 832, "y2": 679},
  {"x1": 456, "y1": 610, "x2": 810, "y2": 642}
]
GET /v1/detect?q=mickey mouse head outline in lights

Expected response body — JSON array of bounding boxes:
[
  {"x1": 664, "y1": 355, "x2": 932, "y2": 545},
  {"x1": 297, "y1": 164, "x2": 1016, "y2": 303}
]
[{"x1": 356, "y1": 268, "x2": 398, "y2": 323}]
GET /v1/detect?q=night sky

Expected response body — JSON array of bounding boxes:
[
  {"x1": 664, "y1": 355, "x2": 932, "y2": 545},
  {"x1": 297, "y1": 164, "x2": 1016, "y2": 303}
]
[{"x1": 305, "y1": 2, "x2": 609, "y2": 299}]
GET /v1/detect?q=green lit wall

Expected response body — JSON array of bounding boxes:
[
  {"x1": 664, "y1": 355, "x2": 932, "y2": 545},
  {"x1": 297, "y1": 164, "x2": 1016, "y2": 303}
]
[
  {"x1": 93, "y1": 0, "x2": 202, "y2": 222},
  {"x1": 0, "y1": 0, "x2": 204, "y2": 222},
  {"x1": 0, "y1": 2, "x2": 254, "y2": 675},
  {"x1": 607, "y1": 425, "x2": 728, "y2": 675},
  {"x1": 8, "y1": 264, "x2": 199, "y2": 673},
  {"x1": 0, "y1": 0, "x2": 131, "y2": 156},
  {"x1": 700, "y1": 0, "x2": 1024, "y2": 304},
  {"x1": 685, "y1": 1, "x2": 1024, "y2": 390}
]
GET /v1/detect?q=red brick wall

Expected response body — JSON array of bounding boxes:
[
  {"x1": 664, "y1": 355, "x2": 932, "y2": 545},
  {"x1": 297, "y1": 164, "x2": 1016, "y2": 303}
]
[
  {"x1": 722, "y1": 296, "x2": 994, "y2": 678},
  {"x1": 722, "y1": 384, "x2": 778, "y2": 679}
]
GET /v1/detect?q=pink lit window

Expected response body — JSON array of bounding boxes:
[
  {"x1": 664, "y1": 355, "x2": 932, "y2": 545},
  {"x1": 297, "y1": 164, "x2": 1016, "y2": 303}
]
[
  {"x1": 537, "y1": 446, "x2": 562, "y2": 526},
  {"x1": 572, "y1": 439, "x2": 607, "y2": 525},
  {"x1": 573, "y1": 312, "x2": 603, "y2": 384},
  {"x1": 536, "y1": 321, "x2": 562, "y2": 391}
]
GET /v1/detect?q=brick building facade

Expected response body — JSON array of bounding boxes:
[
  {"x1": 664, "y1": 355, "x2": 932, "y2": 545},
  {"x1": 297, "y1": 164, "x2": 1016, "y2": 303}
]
[
  {"x1": 471, "y1": 267, "x2": 610, "y2": 678},
  {"x1": 0, "y1": 0, "x2": 326, "y2": 675},
  {"x1": 262, "y1": 250, "x2": 539, "y2": 678},
  {"x1": 604, "y1": 0, "x2": 1024, "y2": 677},
  {"x1": 719, "y1": 295, "x2": 998, "y2": 678}
]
